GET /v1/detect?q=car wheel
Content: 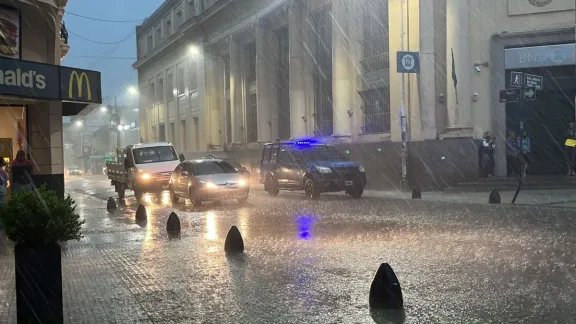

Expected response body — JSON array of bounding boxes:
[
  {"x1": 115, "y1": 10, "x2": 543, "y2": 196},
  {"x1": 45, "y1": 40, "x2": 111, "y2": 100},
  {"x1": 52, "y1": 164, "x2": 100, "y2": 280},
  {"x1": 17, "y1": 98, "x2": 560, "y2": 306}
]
[
  {"x1": 346, "y1": 186, "x2": 364, "y2": 198},
  {"x1": 265, "y1": 176, "x2": 279, "y2": 197},
  {"x1": 169, "y1": 188, "x2": 179, "y2": 203},
  {"x1": 304, "y1": 178, "x2": 321, "y2": 200},
  {"x1": 188, "y1": 188, "x2": 202, "y2": 207},
  {"x1": 237, "y1": 196, "x2": 248, "y2": 204}
]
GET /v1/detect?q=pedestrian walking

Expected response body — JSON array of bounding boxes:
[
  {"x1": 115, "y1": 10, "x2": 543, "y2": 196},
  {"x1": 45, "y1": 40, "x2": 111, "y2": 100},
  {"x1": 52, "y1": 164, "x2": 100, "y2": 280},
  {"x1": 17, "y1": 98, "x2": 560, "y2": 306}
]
[
  {"x1": 564, "y1": 122, "x2": 576, "y2": 176},
  {"x1": 506, "y1": 131, "x2": 521, "y2": 176},
  {"x1": 481, "y1": 132, "x2": 496, "y2": 178},
  {"x1": 517, "y1": 131, "x2": 532, "y2": 178},
  {"x1": 10, "y1": 150, "x2": 33, "y2": 193}
]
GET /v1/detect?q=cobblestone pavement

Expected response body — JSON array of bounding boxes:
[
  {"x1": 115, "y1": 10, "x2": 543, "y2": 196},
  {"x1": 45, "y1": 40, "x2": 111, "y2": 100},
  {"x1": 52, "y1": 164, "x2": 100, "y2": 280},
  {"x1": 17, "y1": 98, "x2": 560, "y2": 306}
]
[{"x1": 1, "y1": 177, "x2": 576, "y2": 323}]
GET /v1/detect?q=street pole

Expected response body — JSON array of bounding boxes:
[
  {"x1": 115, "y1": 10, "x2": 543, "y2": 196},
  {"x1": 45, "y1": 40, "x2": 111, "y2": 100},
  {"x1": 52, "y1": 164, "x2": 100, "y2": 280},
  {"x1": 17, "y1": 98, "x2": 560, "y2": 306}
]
[{"x1": 400, "y1": 0, "x2": 408, "y2": 188}]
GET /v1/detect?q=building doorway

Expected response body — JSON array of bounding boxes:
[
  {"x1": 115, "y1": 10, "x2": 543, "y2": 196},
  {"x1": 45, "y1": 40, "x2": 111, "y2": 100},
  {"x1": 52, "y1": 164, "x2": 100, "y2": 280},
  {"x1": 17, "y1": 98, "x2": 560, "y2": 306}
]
[
  {"x1": 505, "y1": 65, "x2": 576, "y2": 175},
  {"x1": 0, "y1": 105, "x2": 27, "y2": 165}
]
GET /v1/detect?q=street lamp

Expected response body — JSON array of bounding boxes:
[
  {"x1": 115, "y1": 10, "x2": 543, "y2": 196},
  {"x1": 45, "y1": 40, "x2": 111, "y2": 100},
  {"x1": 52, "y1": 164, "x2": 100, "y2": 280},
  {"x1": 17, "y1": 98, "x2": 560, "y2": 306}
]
[
  {"x1": 127, "y1": 86, "x2": 138, "y2": 96},
  {"x1": 188, "y1": 44, "x2": 228, "y2": 149},
  {"x1": 75, "y1": 120, "x2": 83, "y2": 127},
  {"x1": 100, "y1": 106, "x2": 108, "y2": 113}
]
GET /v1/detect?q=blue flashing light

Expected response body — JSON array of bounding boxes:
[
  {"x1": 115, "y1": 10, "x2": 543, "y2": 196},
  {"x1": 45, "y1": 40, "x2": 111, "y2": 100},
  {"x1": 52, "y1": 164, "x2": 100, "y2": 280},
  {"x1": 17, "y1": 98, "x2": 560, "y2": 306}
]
[{"x1": 292, "y1": 139, "x2": 321, "y2": 146}]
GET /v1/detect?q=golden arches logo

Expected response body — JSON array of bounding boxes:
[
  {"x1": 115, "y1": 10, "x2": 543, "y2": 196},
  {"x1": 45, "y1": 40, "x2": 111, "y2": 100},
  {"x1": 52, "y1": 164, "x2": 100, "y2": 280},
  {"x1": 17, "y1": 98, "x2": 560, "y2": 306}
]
[{"x1": 68, "y1": 71, "x2": 91, "y2": 100}]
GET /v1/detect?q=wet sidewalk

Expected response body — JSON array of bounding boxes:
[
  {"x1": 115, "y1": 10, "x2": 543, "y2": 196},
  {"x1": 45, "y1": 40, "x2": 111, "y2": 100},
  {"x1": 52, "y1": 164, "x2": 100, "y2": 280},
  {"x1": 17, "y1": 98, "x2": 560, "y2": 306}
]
[{"x1": 362, "y1": 188, "x2": 576, "y2": 208}]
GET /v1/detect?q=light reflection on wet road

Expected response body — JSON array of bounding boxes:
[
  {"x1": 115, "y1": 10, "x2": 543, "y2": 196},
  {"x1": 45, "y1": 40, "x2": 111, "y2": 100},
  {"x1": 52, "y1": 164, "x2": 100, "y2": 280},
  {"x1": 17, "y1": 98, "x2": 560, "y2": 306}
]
[{"x1": 1, "y1": 175, "x2": 576, "y2": 323}]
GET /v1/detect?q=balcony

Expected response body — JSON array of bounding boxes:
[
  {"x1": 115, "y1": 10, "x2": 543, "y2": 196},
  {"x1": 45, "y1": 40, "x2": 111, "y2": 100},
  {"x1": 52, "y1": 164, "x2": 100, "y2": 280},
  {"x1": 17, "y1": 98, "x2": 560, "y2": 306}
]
[{"x1": 59, "y1": 21, "x2": 69, "y2": 60}]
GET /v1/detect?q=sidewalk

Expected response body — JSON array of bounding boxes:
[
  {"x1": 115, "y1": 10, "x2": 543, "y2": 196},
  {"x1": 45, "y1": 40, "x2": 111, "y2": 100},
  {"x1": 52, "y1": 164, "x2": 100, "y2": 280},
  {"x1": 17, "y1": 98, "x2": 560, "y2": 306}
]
[{"x1": 362, "y1": 188, "x2": 576, "y2": 208}]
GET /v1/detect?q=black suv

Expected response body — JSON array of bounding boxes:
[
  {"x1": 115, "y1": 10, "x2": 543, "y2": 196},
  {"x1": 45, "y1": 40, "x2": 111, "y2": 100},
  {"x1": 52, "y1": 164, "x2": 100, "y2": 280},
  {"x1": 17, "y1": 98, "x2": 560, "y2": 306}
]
[{"x1": 258, "y1": 140, "x2": 366, "y2": 199}]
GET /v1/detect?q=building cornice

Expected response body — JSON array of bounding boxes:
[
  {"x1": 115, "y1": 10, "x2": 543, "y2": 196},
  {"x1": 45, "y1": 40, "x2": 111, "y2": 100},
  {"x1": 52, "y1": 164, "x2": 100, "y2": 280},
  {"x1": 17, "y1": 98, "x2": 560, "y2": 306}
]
[{"x1": 132, "y1": 0, "x2": 234, "y2": 70}]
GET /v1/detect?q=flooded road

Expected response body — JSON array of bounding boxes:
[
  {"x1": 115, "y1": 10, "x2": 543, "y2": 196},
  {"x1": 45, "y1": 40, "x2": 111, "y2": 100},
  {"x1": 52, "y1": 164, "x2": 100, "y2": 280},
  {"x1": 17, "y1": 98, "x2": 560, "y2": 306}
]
[{"x1": 1, "y1": 176, "x2": 575, "y2": 323}]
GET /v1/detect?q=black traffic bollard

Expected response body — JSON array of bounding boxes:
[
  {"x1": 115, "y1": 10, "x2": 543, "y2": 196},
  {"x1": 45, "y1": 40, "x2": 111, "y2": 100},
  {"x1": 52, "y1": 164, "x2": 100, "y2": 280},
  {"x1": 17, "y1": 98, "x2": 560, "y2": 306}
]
[
  {"x1": 135, "y1": 204, "x2": 147, "y2": 221},
  {"x1": 224, "y1": 226, "x2": 244, "y2": 253},
  {"x1": 411, "y1": 186, "x2": 421, "y2": 199},
  {"x1": 369, "y1": 263, "x2": 403, "y2": 309},
  {"x1": 166, "y1": 212, "x2": 181, "y2": 235},
  {"x1": 489, "y1": 188, "x2": 501, "y2": 204},
  {"x1": 106, "y1": 197, "x2": 116, "y2": 213}
]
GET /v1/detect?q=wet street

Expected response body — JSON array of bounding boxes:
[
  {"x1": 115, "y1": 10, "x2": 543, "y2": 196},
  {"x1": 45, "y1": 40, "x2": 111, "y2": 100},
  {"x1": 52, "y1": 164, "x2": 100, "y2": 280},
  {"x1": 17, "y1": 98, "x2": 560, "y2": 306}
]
[{"x1": 1, "y1": 176, "x2": 576, "y2": 323}]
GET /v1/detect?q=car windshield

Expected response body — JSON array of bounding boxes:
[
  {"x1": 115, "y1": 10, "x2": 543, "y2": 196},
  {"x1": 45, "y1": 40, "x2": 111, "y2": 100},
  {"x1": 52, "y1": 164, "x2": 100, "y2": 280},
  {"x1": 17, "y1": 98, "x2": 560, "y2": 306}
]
[
  {"x1": 293, "y1": 147, "x2": 347, "y2": 162},
  {"x1": 224, "y1": 159, "x2": 242, "y2": 170},
  {"x1": 192, "y1": 161, "x2": 237, "y2": 175},
  {"x1": 133, "y1": 146, "x2": 178, "y2": 164}
]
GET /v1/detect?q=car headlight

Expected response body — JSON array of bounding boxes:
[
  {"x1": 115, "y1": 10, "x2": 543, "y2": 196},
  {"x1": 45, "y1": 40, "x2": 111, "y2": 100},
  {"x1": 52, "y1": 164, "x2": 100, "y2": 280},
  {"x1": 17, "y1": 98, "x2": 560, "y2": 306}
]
[
  {"x1": 204, "y1": 181, "x2": 217, "y2": 189},
  {"x1": 316, "y1": 166, "x2": 332, "y2": 174},
  {"x1": 140, "y1": 173, "x2": 151, "y2": 180},
  {"x1": 238, "y1": 179, "x2": 246, "y2": 186},
  {"x1": 359, "y1": 165, "x2": 365, "y2": 172}
]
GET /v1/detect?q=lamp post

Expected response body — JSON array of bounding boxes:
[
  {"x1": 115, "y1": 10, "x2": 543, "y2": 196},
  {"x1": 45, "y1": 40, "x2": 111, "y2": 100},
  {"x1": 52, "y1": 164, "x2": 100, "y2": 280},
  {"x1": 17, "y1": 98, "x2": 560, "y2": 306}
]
[{"x1": 188, "y1": 45, "x2": 228, "y2": 150}]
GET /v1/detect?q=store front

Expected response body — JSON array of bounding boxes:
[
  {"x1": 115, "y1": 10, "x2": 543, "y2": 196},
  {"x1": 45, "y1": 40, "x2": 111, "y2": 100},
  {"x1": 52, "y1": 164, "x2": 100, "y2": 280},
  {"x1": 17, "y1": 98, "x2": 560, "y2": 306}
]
[{"x1": 0, "y1": 56, "x2": 102, "y2": 197}]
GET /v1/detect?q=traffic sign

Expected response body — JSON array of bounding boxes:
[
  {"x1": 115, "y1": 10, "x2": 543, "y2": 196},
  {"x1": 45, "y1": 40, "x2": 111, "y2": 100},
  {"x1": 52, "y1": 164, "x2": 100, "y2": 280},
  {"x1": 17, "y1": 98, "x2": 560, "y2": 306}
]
[
  {"x1": 499, "y1": 88, "x2": 536, "y2": 103},
  {"x1": 82, "y1": 146, "x2": 92, "y2": 157},
  {"x1": 524, "y1": 87, "x2": 537, "y2": 100},
  {"x1": 525, "y1": 74, "x2": 543, "y2": 90},
  {"x1": 500, "y1": 89, "x2": 521, "y2": 103},
  {"x1": 396, "y1": 51, "x2": 420, "y2": 73},
  {"x1": 510, "y1": 71, "x2": 523, "y2": 88}
]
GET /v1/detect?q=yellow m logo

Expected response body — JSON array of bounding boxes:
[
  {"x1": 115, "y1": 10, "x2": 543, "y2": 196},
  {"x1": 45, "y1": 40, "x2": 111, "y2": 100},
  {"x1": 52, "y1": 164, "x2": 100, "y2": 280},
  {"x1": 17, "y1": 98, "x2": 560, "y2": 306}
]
[{"x1": 68, "y1": 71, "x2": 92, "y2": 100}]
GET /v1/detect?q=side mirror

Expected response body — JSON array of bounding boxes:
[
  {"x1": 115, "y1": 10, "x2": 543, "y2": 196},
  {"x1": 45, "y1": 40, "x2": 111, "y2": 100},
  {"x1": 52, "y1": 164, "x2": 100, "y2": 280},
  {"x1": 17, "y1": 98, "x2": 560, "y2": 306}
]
[{"x1": 179, "y1": 153, "x2": 185, "y2": 162}]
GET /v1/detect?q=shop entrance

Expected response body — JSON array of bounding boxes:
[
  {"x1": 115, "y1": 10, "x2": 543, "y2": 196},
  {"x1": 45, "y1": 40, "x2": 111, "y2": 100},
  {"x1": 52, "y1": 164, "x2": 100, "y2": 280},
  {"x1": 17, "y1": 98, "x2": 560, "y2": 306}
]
[
  {"x1": 505, "y1": 65, "x2": 576, "y2": 175},
  {"x1": 0, "y1": 105, "x2": 27, "y2": 164}
]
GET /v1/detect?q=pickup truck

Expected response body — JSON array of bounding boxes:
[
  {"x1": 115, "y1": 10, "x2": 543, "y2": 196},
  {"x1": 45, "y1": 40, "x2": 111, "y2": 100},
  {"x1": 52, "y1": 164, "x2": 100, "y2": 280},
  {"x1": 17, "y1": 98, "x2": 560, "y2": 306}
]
[{"x1": 106, "y1": 142, "x2": 183, "y2": 202}]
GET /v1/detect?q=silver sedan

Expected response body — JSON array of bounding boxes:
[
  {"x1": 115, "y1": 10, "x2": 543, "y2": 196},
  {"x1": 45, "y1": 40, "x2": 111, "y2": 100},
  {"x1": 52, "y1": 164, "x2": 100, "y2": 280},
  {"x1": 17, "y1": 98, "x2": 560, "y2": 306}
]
[{"x1": 169, "y1": 159, "x2": 250, "y2": 206}]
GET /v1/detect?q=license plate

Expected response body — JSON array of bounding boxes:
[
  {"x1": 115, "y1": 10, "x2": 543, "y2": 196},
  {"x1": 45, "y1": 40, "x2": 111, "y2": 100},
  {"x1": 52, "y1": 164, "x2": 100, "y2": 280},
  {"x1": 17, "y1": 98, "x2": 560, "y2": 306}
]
[
  {"x1": 162, "y1": 185, "x2": 169, "y2": 189},
  {"x1": 345, "y1": 181, "x2": 353, "y2": 186}
]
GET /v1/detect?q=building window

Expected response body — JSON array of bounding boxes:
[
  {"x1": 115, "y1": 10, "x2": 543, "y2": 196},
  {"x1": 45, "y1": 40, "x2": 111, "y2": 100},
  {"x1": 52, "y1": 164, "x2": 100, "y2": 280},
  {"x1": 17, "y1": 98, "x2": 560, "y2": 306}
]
[
  {"x1": 359, "y1": 88, "x2": 390, "y2": 134},
  {"x1": 245, "y1": 41, "x2": 256, "y2": 82},
  {"x1": 159, "y1": 123, "x2": 166, "y2": 142},
  {"x1": 155, "y1": 25, "x2": 162, "y2": 47},
  {"x1": 175, "y1": 8, "x2": 183, "y2": 27},
  {"x1": 157, "y1": 78, "x2": 164, "y2": 102},
  {"x1": 164, "y1": 17, "x2": 172, "y2": 39},
  {"x1": 180, "y1": 119, "x2": 187, "y2": 152},
  {"x1": 222, "y1": 54, "x2": 231, "y2": 143},
  {"x1": 149, "y1": 82, "x2": 155, "y2": 104},
  {"x1": 167, "y1": 73, "x2": 174, "y2": 99},
  {"x1": 276, "y1": 27, "x2": 290, "y2": 140},
  {"x1": 311, "y1": 7, "x2": 333, "y2": 137},
  {"x1": 188, "y1": 0, "x2": 199, "y2": 18},
  {"x1": 203, "y1": 0, "x2": 217, "y2": 10},
  {"x1": 177, "y1": 68, "x2": 185, "y2": 95},
  {"x1": 170, "y1": 122, "x2": 176, "y2": 143},
  {"x1": 147, "y1": 33, "x2": 153, "y2": 53},
  {"x1": 360, "y1": 1, "x2": 389, "y2": 73},
  {"x1": 188, "y1": 61, "x2": 197, "y2": 91},
  {"x1": 246, "y1": 93, "x2": 258, "y2": 143},
  {"x1": 193, "y1": 117, "x2": 199, "y2": 151}
]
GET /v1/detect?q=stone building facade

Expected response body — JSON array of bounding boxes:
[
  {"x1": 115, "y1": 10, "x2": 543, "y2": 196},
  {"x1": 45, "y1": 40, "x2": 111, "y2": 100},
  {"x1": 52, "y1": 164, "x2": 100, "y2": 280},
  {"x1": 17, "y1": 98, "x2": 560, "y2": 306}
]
[{"x1": 134, "y1": 0, "x2": 575, "y2": 190}]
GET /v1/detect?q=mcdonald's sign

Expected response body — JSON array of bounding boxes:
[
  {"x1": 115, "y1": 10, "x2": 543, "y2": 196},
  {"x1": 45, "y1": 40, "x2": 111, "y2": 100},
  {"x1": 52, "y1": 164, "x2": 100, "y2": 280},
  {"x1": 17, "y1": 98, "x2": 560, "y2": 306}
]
[
  {"x1": 0, "y1": 56, "x2": 101, "y2": 104},
  {"x1": 68, "y1": 71, "x2": 91, "y2": 100},
  {"x1": 60, "y1": 66, "x2": 102, "y2": 103}
]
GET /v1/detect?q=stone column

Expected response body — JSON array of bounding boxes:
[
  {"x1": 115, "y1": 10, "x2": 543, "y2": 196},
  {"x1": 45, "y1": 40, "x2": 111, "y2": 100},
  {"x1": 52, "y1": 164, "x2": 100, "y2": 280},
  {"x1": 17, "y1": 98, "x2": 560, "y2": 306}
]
[
  {"x1": 445, "y1": 0, "x2": 472, "y2": 134},
  {"x1": 229, "y1": 37, "x2": 244, "y2": 144},
  {"x1": 331, "y1": 0, "x2": 353, "y2": 139},
  {"x1": 419, "y1": 0, "x2": 438, "y2": 140},
  {"x1": 196, "y1": 45, "x2": 209, "y2": 150},
  {"x1": 28, "y1": 102, "x2": 65, "y2": 197},
  {"x1": 288, "y1": 0, "x2": 307, "y2": 139},
  {"x1": 256, "y1": 20, "x2": 274, "y2": 143}
]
